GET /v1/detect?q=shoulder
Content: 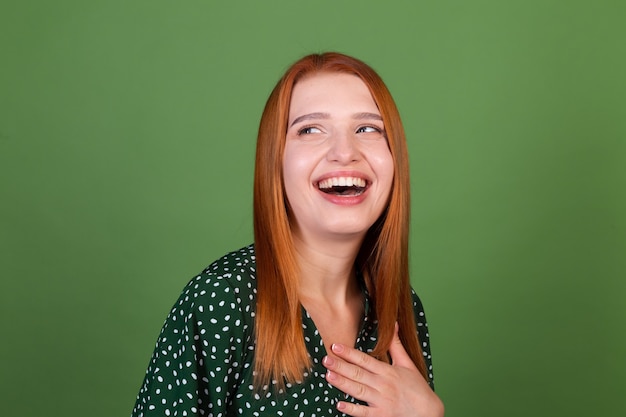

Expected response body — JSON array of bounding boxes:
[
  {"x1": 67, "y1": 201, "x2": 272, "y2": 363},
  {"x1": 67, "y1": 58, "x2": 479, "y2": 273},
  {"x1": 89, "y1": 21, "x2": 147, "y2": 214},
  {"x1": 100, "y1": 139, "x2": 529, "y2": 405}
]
[
  {"x1": 132, "y1": 246, "x2": 258, "y2": 416},
  {"x1": 190, "y1": 244, "x2": 257, "y2": 305},
  {"x1": 410, "y1": 287, "x2": 435, "y2": 389},
  {"x1": 189, "y1": 244, "x2": 256, "y2": 296},
  {"x1": 410, "y1": 287, "x2": 427, "y2": 320},
  {"x1": 409, "y1": 288, "x2": 430, "y2": 342},
  {"x1": 165, "y1": 245, "x2": 257, "y2": 330},
  {"x1": 201, "y1": 244, "x2": 257, "y2": 278}
]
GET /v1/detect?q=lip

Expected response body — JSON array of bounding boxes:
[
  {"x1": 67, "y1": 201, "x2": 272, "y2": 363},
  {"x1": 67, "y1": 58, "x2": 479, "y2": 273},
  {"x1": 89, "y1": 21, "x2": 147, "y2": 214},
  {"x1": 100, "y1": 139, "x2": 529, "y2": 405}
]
[{"x1": 314, "y1": 170, "x2": 371, "y2": 206}]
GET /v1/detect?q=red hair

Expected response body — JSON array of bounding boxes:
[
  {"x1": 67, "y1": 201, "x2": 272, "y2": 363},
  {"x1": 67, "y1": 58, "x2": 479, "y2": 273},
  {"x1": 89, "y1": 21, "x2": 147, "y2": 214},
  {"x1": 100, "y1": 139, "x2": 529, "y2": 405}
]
[{"x1": 253, "y1": 52, "x2": 427, "y2": 388}]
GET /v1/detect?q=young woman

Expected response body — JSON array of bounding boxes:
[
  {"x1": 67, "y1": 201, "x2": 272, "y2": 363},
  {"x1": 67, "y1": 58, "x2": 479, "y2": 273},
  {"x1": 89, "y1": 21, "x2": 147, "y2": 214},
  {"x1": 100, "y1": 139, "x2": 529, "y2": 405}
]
[{"x1": 132, "y1": 52, "x2": 444, "y2": 417}]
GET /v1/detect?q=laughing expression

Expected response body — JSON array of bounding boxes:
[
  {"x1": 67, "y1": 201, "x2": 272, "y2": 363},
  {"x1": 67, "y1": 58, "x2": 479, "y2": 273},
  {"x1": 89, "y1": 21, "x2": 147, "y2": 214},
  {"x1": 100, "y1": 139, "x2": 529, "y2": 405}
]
[{"x1": 282, "y1": 72, "x2": 394, "y2": 245}]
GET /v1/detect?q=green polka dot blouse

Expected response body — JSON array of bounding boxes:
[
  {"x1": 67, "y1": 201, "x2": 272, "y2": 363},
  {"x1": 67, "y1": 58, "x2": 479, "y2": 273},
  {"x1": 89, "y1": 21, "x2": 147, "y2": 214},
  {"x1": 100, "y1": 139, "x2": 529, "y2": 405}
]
[{"x1": 132, "y1": 245, "x2": 435, "y2": 416}]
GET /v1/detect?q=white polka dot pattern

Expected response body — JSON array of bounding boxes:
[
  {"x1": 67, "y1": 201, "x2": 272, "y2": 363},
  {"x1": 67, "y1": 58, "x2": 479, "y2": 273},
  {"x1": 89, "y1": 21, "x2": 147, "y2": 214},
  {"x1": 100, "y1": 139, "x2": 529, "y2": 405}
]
[{"x1": 131, "y1": 245, "x2": 435, "y2": 416}]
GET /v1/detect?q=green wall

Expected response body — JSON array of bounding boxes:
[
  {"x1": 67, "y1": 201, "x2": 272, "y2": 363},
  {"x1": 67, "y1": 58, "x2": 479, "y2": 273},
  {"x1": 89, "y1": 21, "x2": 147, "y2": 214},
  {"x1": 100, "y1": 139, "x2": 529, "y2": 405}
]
[{"x1": 1, "y1": 1, "x2": 624, "y2": 416}]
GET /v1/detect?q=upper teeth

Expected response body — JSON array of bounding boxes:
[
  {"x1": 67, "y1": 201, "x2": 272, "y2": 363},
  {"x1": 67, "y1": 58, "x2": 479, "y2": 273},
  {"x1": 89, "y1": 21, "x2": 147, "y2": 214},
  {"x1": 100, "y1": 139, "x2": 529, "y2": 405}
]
[{"x1": 318, "y1": 177, "x2": 366, "y2": 189}]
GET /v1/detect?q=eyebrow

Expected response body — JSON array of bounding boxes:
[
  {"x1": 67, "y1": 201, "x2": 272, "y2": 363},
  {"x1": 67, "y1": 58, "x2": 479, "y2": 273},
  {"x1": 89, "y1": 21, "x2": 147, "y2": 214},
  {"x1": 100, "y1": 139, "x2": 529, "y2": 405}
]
[
  {"x1": 352, "y1": 112, "x2": 383, "y2": 121},
  {"x1": 290, "y1": 112, "x2": 330, "y2": 127},
  {"x1": 289, "y1": 112, "x2": 383, "y2": 127}
]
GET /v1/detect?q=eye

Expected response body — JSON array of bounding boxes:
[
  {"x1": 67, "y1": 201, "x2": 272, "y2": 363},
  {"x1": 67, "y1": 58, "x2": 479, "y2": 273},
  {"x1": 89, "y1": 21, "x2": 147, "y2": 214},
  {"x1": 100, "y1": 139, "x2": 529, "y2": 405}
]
[
  {"x1": 297, "y1": 126, "x2": 322, "y2": 135},
  {"x1": 356, "y1": 125, "x2": 382, "y2": 134}
]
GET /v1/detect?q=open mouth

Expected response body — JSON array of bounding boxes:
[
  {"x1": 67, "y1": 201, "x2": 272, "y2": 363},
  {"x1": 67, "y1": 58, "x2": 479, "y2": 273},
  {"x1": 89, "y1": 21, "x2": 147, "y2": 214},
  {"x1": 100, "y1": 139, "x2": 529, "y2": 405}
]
[{"x1": 318, "y1": 177, "x2": 368, "y2": 196}]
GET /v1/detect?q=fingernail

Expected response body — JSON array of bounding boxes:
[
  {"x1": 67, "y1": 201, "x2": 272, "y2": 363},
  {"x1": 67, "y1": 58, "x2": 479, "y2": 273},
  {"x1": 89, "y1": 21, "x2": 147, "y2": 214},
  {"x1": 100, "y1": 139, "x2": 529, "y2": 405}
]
[
  {"x1": 336, "y1": 401, "x2": 346, "y2": 411},
  {"x1": 323, "y1": 355, "x2": 335, "y2": 366},
  {"x1": 331, "y1": 343, "x2": 344, "y2": 353},
  {"x1": 326, "y1": 370, "x2": 336, "y2": 381}
]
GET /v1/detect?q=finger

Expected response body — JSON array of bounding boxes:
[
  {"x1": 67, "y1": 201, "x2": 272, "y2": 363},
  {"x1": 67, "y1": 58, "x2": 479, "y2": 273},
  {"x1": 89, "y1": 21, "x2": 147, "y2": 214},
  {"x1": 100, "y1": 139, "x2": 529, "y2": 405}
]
[
  {"x1": 325, "y1": 369, "x2": 379, "y2": 404},
  {"x1": 330, "y1": 343, "x2": 386, "y2": 374},
  {"x1": 388, "y1": 322, "x2": 418, "y2": 370},
  {"x1": 336, "y1": 400, "x2": 370, "y2": 417},
  {"x1": 323, "y1": 354, "x2": 376, "y2": 389}
]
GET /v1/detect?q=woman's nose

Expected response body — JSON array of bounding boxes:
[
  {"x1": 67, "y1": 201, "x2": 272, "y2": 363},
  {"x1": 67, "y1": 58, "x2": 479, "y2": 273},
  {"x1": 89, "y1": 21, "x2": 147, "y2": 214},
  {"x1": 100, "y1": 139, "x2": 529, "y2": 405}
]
[{"x1": 326, "y1": 131, "x2": 360, "y2": 164}]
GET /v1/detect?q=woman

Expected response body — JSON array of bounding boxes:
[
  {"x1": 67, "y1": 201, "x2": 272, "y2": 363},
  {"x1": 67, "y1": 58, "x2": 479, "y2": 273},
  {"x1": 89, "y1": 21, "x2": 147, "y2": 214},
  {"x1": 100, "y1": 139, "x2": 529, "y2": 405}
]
[{"x1": 132, "y1": 52, "x2": 444, "y2": 417}]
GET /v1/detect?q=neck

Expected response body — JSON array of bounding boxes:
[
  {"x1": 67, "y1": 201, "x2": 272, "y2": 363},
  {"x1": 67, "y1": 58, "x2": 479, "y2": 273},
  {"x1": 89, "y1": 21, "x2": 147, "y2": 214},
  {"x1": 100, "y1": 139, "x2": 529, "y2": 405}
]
[{"x1": 292, "y1": 233, "x2": 362, "y2": 304}]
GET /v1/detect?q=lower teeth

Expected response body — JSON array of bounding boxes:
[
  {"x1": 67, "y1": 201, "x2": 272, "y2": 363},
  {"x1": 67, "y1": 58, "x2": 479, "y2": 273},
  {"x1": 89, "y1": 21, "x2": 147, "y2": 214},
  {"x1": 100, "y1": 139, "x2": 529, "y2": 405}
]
[{"x1": 323, "y1": 186, "x2": 364, "y2": 196}]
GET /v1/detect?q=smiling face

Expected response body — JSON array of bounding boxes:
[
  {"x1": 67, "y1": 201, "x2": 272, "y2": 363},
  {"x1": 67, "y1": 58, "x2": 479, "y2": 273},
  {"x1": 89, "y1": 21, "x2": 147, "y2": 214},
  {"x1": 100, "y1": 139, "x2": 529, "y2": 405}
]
[{"x1": 282, "y1": 72, "x2": 394, "y2": 246}]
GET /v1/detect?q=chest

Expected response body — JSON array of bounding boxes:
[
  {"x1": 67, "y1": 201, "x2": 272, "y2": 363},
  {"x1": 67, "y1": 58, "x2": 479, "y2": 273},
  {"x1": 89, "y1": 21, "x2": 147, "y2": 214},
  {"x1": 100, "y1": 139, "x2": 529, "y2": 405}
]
[{"x1": 226, "y1": 310, "x2": 378, "y2": 417}]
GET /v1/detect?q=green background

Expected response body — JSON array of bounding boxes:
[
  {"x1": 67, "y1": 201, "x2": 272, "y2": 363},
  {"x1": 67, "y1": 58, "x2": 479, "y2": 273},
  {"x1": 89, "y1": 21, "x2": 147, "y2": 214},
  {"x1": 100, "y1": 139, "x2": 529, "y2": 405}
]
[{"x1": 1, "y1": 1, "x2": 624, "y2": 416}]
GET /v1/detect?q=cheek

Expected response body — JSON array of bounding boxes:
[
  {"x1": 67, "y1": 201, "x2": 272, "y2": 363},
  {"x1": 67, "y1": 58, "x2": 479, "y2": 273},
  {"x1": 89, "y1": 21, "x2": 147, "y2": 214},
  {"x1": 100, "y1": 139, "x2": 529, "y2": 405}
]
[
  {"x1": 282, "y1": 144, "x2": 319, "y2": 183},
  {"x1": 372, "y1": 149, "x2": 395, "y2": 189},
  {"x1": 282, "y1": 145, "x2": 313, "y2": 204}
]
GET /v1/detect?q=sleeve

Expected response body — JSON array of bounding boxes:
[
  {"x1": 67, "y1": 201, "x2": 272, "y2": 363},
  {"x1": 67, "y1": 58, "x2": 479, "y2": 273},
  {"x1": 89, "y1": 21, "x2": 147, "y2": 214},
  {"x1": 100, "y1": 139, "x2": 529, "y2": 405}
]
[
  {"x1": 131, "y1": 273, "x2": 252, "y2": 417},
  {"x1": 410, "y1": 289, "x2": 436, "y2": 391}
]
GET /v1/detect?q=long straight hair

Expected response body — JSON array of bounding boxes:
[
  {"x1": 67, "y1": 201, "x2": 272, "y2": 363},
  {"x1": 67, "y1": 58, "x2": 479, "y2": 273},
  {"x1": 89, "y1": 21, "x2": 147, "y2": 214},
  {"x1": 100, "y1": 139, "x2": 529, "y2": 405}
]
[{"x1": 253, "y1": 52, "x2": 427, "y2": 388}]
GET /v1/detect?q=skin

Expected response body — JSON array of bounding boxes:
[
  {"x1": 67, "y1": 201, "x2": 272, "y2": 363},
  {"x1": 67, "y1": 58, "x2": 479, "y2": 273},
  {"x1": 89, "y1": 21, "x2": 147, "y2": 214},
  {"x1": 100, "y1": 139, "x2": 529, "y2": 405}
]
[
  {"x1": 283, "y1": 71, "x2": 394, "y2": 249},
  {"x1": 323, "y1": 324, "x2": 444, "y2": 417},
  {"x1": 284, "y1": 71, "x2": 393, "y2": 349},
  {"x1": 283, "y1": 72, "x2": 444, "y2": 416}
]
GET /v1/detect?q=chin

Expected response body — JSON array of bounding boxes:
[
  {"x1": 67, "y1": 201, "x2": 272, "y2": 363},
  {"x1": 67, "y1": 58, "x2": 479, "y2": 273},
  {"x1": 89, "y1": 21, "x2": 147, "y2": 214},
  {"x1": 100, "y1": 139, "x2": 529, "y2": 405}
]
[{"x1": 323, "y1": 222, "x2": 374, "y2": 239}]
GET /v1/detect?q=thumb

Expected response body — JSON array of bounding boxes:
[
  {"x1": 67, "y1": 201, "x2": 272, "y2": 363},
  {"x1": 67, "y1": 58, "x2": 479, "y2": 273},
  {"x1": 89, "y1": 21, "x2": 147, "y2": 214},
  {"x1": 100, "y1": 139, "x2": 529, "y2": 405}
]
[{"x1": 389, "y1": 322, "x2": 418, "y2": 370}]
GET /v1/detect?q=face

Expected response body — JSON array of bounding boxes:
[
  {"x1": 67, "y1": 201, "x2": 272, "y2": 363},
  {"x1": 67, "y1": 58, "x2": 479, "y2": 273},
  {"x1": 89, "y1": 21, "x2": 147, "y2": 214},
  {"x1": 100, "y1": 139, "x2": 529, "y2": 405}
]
[{"x1": 282, "y1": 72, "x2": 394, "y2": 245}]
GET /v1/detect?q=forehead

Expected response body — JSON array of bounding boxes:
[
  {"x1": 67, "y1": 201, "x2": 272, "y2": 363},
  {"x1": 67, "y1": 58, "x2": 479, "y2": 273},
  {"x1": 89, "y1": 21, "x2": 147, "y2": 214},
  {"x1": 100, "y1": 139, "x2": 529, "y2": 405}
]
[{"x1": 288, "y1": 72, "x2": 379, "y2": 121}]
